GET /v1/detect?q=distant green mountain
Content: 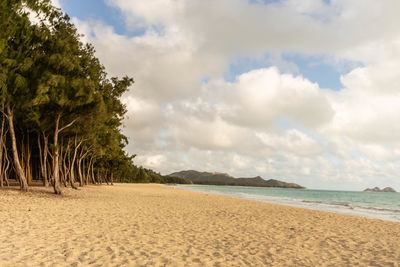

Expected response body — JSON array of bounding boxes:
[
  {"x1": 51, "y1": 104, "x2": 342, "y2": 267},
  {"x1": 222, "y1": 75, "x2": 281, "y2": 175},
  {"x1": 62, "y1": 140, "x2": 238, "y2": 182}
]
[{"x1": 168, "y1": 170, "x2": 305, "y2": 189}]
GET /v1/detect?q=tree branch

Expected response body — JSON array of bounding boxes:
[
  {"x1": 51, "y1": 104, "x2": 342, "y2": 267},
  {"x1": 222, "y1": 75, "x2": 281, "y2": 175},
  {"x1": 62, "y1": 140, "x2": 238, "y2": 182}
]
[{"x1": 58, "y1": 117, "x2": 79, "y2": 133}]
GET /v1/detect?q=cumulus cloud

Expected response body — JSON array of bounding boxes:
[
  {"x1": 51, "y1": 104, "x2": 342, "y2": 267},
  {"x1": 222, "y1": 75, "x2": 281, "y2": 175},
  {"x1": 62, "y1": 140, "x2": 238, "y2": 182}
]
[
  {"x1": 62, "y1": 0, "x2": 400, "y2": 190},
  {"x1": 212, "y1": 68, "x2": 334, "y2": 129}
]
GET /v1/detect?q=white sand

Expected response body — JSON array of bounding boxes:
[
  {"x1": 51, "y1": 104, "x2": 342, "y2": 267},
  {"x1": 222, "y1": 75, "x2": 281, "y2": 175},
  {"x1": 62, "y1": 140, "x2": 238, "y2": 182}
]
[{"x1": 1, "y1": 183, "x2": 400, "y2": 266}]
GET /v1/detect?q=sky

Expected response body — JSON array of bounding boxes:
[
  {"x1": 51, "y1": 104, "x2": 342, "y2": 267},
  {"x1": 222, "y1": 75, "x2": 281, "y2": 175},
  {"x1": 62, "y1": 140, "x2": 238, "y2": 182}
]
[{"x1": 52, "y1": 0, "x2": 400, "y2": 191}]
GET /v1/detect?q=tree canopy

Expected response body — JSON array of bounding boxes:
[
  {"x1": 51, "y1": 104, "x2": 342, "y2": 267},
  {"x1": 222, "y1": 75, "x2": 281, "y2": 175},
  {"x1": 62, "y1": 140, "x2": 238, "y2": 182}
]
[{"x1": 0, "y1": 0, "x2": 190, "y2": 193}]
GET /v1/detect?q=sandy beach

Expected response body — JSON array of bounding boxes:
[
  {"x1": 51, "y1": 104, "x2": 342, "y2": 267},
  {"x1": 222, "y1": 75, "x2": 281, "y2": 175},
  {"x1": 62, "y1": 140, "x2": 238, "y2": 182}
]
[{"x1": 1, "y1": 184, "x2": 400, "y2": 266}]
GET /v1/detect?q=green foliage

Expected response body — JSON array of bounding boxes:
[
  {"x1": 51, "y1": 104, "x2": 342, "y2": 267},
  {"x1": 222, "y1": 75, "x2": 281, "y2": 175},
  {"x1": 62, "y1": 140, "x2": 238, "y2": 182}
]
[
  {"x1": 161, "y1": 175, "x2": 193, "y2": 184},
  {"x1": 115, "y1": 165, "x2": 193, "y2": 185},
  {"x1": 0, "y1": 0, "x2": 167, "y2": 188}
]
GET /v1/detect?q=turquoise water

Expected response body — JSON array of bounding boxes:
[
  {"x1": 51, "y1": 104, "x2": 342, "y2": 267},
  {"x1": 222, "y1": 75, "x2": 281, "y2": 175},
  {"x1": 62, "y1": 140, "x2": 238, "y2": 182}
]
[{"x1": 173, "y1": 185, "x2": 400, "y2": 222}]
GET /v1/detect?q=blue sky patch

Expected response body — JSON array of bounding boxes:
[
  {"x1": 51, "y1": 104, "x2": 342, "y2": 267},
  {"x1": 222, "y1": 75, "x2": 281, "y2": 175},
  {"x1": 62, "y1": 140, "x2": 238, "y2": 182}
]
[
  {"x1": 226, "y1": 53, "x2": 362, "y2": 91},
  {"x1": 283, "y1": 54, "x2": 344, "y2": 90},
  {"x1": 59, "y1": 0, "x2": 128, "y2": 36}
]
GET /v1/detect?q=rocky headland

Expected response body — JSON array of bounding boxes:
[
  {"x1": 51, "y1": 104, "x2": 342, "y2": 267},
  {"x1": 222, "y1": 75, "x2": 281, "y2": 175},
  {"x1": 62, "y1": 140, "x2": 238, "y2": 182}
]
[{"x1": 168, "y1": 170, "x2": 305, "y2": 189}]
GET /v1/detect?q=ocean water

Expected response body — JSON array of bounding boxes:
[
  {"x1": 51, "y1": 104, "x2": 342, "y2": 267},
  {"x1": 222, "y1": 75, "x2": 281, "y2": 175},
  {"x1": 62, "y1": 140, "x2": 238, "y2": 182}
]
[{"x1": 171, "y1": 185, "x2": 400, "y2": 222}]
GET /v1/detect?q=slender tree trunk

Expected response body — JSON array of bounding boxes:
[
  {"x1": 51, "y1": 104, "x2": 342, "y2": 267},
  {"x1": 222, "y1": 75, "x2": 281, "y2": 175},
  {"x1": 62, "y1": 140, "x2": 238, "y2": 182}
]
[
  {"x1": 69, "y1": 144, "x2": 78, "y2": 190},
  {"x1": 63, "y1": 142, "x2": 71, "y2": 188},
  {"x1": 104, "y1": 169, "x2": 109, "y2": 185},
  {"x1": 70, "y1": 136, "x2": 81, "y2": 189},
  {"x1": 20, "y1": 135, "x2": 25, "y2": 178},
  {"x1": 82, "y1": 158, "x2": 87, "y2": 185},
  {"x1": 43, "y1": 133, "x2": 49, "y2": 187},
  {"x1": 0, "y1": 156, "x2": 2, "y2": 187},
  {"x1": 77, "y1": 146, "x2": 90, "y2": 187},
  {"x1": 47, "y1": 157, "x2": 53, "y2": 185},
  {"x1": 6, "y1": 106, "x2": 28, "y2": 191},
  {"x1": 86, "y1": 157, "x2": 93, "y2": 184},
  {"x1": 38, "y1": 133, "x2": 43, "y2": 184},
  {"x1": 78, "y1": 157, "x2": 84, "y2": 186},
  {"x1": 25, "y1": 135, "x2": 32, "y2": 184},
  {"x1": 38, "y1": 132, "x2": 49, "y2": 186},
  {"x1": 0, "y1": 145, "x2": 3, "y2": 188},
  {"x1": 59, "y1": 143, "x2": 67, "y2": 187},
  {"x1": 59, "y1": 155, "x2": 66, "y2": 187},
  {"x1": 52, "y1": 113, "x2": 62, "y2": 194},
  {"x1": 77, "y1": 146, "x2": 85, "y2": 187},
  {"x1": 110, "y1": 172, "x2": 114, "y2": 185},
  {"x1": 38, "y1": 132, "x2": 49, "y2": 187},
  {"x1": 3, "y1": 143, "x2": 9, "y2": 186},
  {"x1": 0, "y1": 110, "x2": 5, "y2": 188},
  {"x1": 91, "y1": 159, "x2": 96, "y2": 184}
]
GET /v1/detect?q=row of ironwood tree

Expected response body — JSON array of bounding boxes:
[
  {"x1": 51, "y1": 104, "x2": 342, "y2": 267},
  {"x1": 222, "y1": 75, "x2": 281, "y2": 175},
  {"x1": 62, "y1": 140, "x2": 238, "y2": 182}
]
[{"x1": 0, "y1": 0, "x2": 155, "y2": 194}]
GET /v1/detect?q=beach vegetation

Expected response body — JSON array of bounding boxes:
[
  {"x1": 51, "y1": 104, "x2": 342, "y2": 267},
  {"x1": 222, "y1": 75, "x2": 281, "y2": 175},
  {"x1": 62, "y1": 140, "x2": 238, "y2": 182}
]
[{"x1": 0, "y1": 0, "x2": 176, "y2": 193}]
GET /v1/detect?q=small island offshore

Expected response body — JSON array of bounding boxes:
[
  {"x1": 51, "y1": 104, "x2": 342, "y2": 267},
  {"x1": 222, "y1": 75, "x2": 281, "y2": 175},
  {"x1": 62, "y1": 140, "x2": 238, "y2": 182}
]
[{"x1": 364, "y1": 187, "x2": 397, "y2": 193}]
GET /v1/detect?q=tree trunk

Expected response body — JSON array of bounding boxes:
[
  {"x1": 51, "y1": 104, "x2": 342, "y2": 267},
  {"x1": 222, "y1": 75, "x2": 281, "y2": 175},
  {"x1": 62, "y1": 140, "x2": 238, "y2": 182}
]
[
  {"x1": 20, "y1": 135, "x2": 25, "y2": 178},
  {"x1": 0, "y1": 145, "x2": 3, "y2": 187},
  {"x1": 60, "y1": 154, "x2": 66, "y2": 187},
  {"x1": 47, "y1": 157, "x2": 53, "y2": 185},
  {"x1": 38, "y1": 133, "x2": 43, "y2": 184},
  {"x1": 77, "y1": 146, "x2": 90, "y2": 187},
  {"x1": 0, "y1": 111, "x2": 5, "y2": 188},
  {"x1": 6, "y1": 106, "x2": 28, "y2": 191},
  {"x1": 86, "y1": 157, "x2": 93, "y2": 184},
  {"x1": 25, "y1": 135, "x2": 32, "y2": 184},
  {"x1": 38, "y1": 132, "x2": 49, "y2": 187},
  {"x1": 91, "y1": 159, "x2": 96, "y2": 184},
  {"x1": 110, "y1": 172, "x2": 114, "y2": 185},
  {"x1": 104, "y1": 169, "x2": 109, "y2": 185},
  {"x1": 77, "y1": 146, "x2": 84, "y2": 187},
  {"x1": 59, "y1": 143, "x2": 67, "y2": 187},
  {"x1": 52, "y1": 113, "x2": 62, "y2": 194},
  {"x1": 3, "y1": 143, "x2": 9, "y2": 186},
  {"x1": 70, "y1": 136, "x2": 81, "y2": 189},
  {"x1": 97, "y1": 169, "x2": 101, "y2": 184},
  {"x1": 69, "y1": 151, "x2": 78, "y2": 190},
  {"x1": 78, "y1": 157, "x2": 84, "y2": 186},
  {"x1": 63, "y1": 142, "x2": 71, "y2": 188},
  {"x1": 82, "y1": 158, "x2": 86, "y2": 185},
  {"x1": 43, "y1": 133, "x2": 49, "y2": 187}
]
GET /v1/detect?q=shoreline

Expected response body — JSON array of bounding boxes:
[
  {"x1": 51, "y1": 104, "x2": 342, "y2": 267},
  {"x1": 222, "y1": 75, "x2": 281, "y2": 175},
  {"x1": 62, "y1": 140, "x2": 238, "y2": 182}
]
[
  {"x1": 171, "y1": 184, "x2": 400, "y2": 223},
  {"x1": 1, "y1": 183, "x2": 400, "y2": 266}
]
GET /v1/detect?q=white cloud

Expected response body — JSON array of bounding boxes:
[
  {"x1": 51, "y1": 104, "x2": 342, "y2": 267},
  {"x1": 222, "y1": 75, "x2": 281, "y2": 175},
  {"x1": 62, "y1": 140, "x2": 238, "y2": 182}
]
[
  {"x1": 137, "y1": 154, "x2": 167, "y2": 169},
  {"x1": 64, "y1": 0, "x2": 400, "y2": 190},
  {"x1": 212, "y1": 68, "x2": 334, "y2": 129},
  {"x1": 256, "y1": 129, "x2": 323, "y2": 157}
]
